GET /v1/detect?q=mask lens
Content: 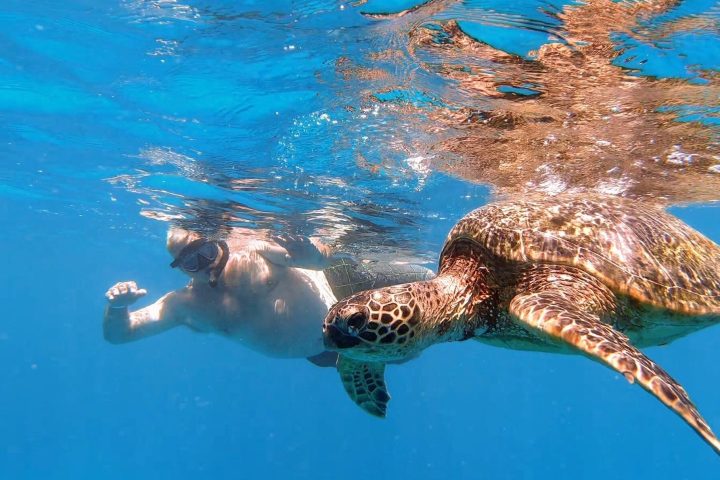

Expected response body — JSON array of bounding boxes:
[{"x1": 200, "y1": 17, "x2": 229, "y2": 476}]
[
  {"x1": 172, "y1": 240, "x2": 220, "y2": 274},
  {"x1": 181, "y1": 254, "x2": 200, "y2": 272},
  {"x1": 197, "y1": 242, "x2": 218, "y2": 262},
  {"x1": 181, "y1": 241, "x2": 218, "y2": 272}
]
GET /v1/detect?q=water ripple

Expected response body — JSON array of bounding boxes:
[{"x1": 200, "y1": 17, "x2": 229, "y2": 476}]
[{"x1": 3, "y1": 0, "x2": 719, "y2": 257}]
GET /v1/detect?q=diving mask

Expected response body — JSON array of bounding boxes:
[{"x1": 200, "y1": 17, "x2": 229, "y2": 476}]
[{"x1": 170, "y1": 238, "x2": 229, "y2": 287}]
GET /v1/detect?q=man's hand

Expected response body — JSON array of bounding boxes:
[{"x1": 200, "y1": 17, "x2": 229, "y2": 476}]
[{"x1": 105, "y1": 281, "x2": 147, "y2": 309}]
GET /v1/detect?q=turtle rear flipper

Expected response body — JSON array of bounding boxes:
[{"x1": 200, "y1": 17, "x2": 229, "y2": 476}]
[
  {"x1": 336, "y1": 355, "x2": 390, "y2": 418},
  {"x1": 509, "y1": 266, "x2": 720, "y2": 455}
]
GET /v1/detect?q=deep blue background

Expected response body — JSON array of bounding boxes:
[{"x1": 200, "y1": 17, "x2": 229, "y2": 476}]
[
  {"x1": 1, "y1": 0, "x2": 720, "y2": 478},
  {"x1": 3, "y1": 197, "x2": 719, "y2": 478}
]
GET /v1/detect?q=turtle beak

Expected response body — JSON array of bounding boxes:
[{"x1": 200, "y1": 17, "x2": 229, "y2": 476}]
[{"x1": 323, "y1": 324, "x2": 361, "y2": 350}]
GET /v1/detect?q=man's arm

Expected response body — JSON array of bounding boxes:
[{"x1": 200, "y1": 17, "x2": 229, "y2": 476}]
[
  {"x1": 103, "y1": 281, "x2": 184, "y2": 344},
  {"x1": 256, "y1": 235, "x2": 335, "y2": 270}
]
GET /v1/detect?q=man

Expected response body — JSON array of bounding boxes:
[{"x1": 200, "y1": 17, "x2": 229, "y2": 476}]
[{"x1": 104, "y1": 227, "x2": 434, "y2": 365}]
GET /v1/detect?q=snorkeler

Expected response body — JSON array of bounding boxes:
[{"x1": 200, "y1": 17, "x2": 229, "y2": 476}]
[{"x1": 103, "y1": 228, "x2": 434, "y2": 365}]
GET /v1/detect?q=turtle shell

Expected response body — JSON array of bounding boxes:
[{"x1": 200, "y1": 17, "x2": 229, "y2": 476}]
[
  {"x1": 440, "y1": 195, "x2": 720, "y2": 315},
  {"x1": 323, "y1": 258, "x2": 435, "y2": 301}
]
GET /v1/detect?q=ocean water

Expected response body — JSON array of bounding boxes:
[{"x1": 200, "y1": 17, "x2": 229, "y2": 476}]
[{"x1": 1, "y1": 0, "x2": 720, "y2": 478}]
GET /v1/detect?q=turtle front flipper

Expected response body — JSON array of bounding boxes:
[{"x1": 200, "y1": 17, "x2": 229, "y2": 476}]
[
  {"x1": 336, "y1": 355, "x2": 390, "y2": 417},
  {"x1": 509, "y1": 266, "x2": 720, "y2": 455}
]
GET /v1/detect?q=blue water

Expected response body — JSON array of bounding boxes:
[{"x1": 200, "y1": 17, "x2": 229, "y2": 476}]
[{"x1": 2, "y1": 0, "x2": 720, "y2": 478}]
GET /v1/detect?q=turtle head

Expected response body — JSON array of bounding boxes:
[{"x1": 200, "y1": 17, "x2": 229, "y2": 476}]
[{"x1": 323, "y1": 284, "x2": 425, "y2": 362}]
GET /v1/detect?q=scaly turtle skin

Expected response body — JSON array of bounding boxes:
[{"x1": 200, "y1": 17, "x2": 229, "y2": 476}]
[{"x1": 322, "y1": 194, "x2": 720, "y2": 455}]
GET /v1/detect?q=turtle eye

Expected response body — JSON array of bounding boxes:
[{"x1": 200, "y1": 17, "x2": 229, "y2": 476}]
[{"x1": 347, "y1": 312, "x2": 367, "y2": 331}]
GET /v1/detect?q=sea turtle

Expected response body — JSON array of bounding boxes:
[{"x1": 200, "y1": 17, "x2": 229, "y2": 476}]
[{"x1": 322, "y1": 194, "x2": 720, "y2": 454}]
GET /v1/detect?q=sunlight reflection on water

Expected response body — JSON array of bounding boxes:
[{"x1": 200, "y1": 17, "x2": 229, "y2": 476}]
[{"x1": 2, "y1": 0, "x2": 718, "y2": 256}]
